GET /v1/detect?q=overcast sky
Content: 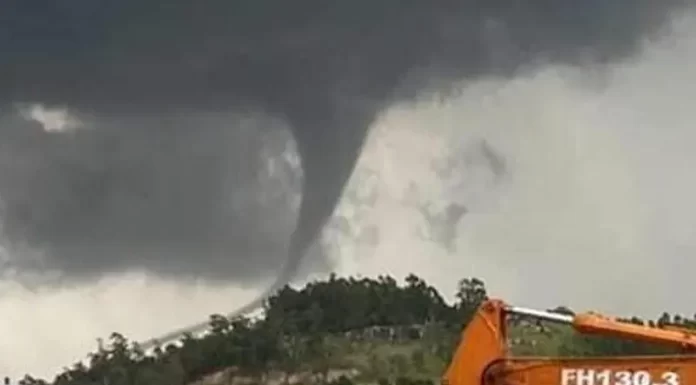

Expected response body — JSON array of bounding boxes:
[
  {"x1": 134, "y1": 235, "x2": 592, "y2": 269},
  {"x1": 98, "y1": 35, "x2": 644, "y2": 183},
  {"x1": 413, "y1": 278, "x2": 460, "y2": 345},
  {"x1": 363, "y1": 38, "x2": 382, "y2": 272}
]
[
  {"x1": 0, "y1": 0, "x2": 684, "y2": 284},
  {"x1": 335, "y1": 10, "x2": 696, "y2": 318}
]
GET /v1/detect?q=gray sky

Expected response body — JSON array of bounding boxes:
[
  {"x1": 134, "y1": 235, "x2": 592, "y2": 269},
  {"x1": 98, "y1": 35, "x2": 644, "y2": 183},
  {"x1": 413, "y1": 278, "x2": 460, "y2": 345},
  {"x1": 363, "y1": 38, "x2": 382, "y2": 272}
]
[
  {"x1": 335, "y1": 10, "x2": 696, "y2": 319},
  {"x1": 0, "y1": 0, "x2": 685, "y2": 284}
]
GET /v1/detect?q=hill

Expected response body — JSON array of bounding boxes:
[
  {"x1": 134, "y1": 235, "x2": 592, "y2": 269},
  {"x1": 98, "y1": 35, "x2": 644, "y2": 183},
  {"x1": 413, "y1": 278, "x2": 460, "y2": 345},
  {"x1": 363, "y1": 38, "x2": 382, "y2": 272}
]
[{"x1": 13, "y1": 274, "x2": 696, "y2": 385}]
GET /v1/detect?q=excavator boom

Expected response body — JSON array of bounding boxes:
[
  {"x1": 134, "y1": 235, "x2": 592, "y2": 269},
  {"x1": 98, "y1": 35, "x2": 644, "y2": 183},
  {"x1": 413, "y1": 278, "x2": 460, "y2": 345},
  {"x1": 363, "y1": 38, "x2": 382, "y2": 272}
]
[
  {"x1": 443, "y1": 299, "x2": 696, "y2": 385},
  {"x1": 510, "y1": 306, "x2": 696, "y2": 350}
]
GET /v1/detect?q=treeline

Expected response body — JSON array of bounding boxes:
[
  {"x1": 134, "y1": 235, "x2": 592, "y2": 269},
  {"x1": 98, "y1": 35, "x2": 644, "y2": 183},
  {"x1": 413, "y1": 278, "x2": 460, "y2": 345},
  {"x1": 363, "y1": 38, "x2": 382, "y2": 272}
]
[{"x1": 15, "y1": 274, "x2": 696, "y2": 385}]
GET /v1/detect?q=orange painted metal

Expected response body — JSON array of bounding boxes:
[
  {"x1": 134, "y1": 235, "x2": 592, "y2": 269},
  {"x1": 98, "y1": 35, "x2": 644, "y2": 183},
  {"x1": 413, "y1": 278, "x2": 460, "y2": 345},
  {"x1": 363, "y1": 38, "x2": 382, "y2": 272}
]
[{"x1": 443, "y1": 300, "x2": 696, "y2": 385}]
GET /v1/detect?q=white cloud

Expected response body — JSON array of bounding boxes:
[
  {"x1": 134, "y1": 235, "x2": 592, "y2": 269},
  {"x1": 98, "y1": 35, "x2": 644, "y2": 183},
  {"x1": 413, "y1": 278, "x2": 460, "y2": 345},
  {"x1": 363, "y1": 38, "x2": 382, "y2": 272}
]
[
  {"x1": 16, "y1": 103, "x2": 83, "y2": 133},
  {"x1": 332, "y1": 12, "x2": 696, "y2": 318},
  {"x1": 0, "y1": 271, "x2": 260, "y2": 379}
]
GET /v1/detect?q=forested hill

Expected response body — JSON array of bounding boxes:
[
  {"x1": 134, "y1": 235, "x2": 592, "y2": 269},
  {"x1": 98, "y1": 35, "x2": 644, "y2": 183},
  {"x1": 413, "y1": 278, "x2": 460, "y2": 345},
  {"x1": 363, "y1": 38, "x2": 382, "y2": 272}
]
[{"x1": 15, "y1": 274, "x2": 696, "y2": 385}]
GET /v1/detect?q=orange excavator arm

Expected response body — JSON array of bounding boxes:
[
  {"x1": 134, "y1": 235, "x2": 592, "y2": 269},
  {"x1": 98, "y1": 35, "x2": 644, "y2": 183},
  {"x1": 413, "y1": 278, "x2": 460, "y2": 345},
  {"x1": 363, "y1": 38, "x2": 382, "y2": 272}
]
[{"x1": 443, "y1": 299, "x2": 696, "y2": 385}]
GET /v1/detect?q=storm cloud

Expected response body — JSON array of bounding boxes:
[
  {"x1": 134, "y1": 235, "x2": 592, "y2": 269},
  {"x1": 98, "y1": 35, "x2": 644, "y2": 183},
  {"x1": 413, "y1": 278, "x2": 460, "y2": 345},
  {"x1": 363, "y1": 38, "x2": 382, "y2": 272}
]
[{"x1": 0, "y1": 0, "x2": 687, "y2": 288}]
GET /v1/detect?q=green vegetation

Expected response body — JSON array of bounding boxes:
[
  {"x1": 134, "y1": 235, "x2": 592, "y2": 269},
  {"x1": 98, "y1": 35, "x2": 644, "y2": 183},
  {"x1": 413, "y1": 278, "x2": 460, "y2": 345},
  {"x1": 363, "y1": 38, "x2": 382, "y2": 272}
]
[{"x1": 15, "y1": 274, "x2": 696, "y2": 385}]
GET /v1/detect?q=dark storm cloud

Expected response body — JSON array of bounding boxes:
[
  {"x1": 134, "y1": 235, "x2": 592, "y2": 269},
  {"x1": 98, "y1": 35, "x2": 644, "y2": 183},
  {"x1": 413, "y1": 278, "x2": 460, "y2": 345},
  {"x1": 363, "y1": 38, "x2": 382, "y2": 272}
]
[
  {"x1": 0, "y1": 0, "x2": 687, "y2": 289},
  {"x1": 0, "y1": 111, "x2": 309, "y2": 282}
]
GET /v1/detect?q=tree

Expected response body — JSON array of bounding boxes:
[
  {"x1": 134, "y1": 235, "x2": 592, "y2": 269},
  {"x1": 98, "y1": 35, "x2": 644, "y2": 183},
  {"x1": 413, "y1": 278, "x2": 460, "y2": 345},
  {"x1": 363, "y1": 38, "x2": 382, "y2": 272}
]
[
  {"x1": 454, "y1": 277, "x2": 488, "y2": 327},
  {"x1": 16, "y1": 273, "x2": 696, "y2": 385}
]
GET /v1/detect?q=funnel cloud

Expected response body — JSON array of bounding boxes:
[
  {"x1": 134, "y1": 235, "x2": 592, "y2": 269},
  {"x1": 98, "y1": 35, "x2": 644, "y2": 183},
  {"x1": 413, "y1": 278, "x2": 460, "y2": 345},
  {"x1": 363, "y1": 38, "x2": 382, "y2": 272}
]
[{"x1": 0, "y1": 0, "x2": 687, "y2": 287}]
